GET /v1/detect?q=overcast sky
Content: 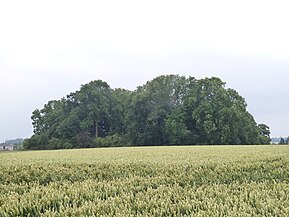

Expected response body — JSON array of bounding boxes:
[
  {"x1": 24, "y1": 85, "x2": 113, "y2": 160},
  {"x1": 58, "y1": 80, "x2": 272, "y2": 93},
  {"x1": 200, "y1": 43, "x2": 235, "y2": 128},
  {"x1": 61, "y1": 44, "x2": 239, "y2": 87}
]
[{"x1": 0, "y1": 0, "x2": 289, "y2": 142}]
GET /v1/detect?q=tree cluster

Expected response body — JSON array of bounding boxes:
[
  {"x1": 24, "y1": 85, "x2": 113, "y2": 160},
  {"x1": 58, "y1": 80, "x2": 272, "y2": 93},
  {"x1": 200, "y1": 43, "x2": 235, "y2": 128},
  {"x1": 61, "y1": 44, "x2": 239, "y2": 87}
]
[
  {"x1": 279, "y1": 137, "x2": 289, "y2": 145},
  {"x1": 23, "y1": 75, "x2": 270, "y2": 149}
]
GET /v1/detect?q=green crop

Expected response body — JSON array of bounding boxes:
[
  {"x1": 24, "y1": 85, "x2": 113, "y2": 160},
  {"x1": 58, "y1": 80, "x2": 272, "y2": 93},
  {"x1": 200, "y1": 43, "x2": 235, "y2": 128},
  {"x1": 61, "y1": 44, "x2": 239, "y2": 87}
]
[{"x1": 0, "y1": 145, "x2": 288, "y2": 216}]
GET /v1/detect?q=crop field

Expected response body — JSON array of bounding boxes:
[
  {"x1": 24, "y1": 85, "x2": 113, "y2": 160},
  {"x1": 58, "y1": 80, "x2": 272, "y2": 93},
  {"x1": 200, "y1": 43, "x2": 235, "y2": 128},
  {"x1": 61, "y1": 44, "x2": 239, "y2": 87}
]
[{"x1": 0, "y1": 145, "x2": 289, "y2": 216}]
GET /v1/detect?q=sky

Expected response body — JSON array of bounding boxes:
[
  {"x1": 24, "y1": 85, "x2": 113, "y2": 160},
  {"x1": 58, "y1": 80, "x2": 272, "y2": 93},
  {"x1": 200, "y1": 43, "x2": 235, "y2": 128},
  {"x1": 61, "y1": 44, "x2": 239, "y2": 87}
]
[{"x1": 0, "y1": 0, "x2": 289, "y2": 142}]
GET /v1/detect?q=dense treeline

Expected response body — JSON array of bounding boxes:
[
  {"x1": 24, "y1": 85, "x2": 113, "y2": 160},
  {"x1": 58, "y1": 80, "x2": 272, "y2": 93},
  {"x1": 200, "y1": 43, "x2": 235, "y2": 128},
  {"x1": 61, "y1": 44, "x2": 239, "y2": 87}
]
[{"x1": 23, "y1": 75, "x2": 270, "y2": 149}]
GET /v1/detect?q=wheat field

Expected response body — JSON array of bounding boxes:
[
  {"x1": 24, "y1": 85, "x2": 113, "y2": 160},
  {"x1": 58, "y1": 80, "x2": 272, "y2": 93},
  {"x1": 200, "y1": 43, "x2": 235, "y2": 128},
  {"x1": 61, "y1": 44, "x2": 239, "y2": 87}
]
[{"x1": 0, "y1": 145, "x2": 288, "y2": 216}]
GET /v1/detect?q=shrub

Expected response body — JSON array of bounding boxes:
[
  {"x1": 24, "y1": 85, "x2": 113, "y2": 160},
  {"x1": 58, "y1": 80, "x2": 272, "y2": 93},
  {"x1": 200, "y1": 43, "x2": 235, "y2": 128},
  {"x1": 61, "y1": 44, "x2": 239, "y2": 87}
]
[{"x1": 95, "y1": 134, "x2": 128, "y2": 147}]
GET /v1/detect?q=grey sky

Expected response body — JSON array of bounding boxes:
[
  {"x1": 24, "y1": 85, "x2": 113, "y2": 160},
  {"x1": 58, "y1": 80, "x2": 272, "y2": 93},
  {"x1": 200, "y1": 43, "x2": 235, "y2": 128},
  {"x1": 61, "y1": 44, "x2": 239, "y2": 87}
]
[{"x1": 0, "y1": 0, "x2": 288, "y2": 142}]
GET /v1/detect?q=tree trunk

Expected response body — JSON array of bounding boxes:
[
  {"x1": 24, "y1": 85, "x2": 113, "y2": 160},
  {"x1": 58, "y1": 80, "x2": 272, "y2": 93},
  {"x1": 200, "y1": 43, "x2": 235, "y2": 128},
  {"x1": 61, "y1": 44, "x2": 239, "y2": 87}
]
[{"x1": 95, "y1": 120, "x2": 98, "y2": 138}]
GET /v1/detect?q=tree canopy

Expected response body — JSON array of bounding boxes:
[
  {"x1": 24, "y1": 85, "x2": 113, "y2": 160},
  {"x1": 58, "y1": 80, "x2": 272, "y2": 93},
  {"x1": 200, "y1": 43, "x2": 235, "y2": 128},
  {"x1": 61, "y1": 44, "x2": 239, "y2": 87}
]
[{"x1": 23, "y1": 75, "x2": 271, "y2": 149}]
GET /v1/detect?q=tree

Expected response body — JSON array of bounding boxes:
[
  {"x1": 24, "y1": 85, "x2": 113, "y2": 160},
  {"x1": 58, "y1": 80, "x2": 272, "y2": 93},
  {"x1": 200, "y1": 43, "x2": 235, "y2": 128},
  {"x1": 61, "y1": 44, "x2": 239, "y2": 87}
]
[
  {"x1": 75, "y1": 80, "x2": 112, "y2": 138},
  {"x1": 127, "y1": 75, "x2": 187, "y2": 145},
  {"x1": 258, "y1": 124, "x2": 271, "y2": 144},
  {"x1": 109, "y1": 88, "x2": 132, "y2": 136},
  {"x1": 22, "y1": 133, "x2": 49, "y2": 150},
  {"x1": 25, "y1": 80, "x2": 117, "y2": 149},
  {"x1": 279, "y1": 137, "x2": 285, "y2": 145},
  {"x1": 179, "y1": 77, "x2": 259, "y2": 145},
  {"x1": 165, "y1": 106, "x2": 192, "y2": 144}
]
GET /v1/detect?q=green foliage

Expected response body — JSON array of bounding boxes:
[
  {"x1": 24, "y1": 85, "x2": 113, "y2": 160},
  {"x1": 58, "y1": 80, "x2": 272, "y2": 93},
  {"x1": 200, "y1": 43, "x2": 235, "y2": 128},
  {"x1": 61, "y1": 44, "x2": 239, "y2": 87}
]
[
  {"x1": 48, "y1": 137, "x2": 63, "y2": 149},
  {"x1": 95, "y1": 134, "x2": 128, "y2": 147},
  {"x1": 127, "y1": 75, "x2": 188, "y2": 145},
  {"x1": 258, "y1": 124, "x2": 271, "y2": 144},
  {"x1": 75, "y1": 132, "x2": 95, "y2": 148},
  {"x1": 165, "y1": 106, "x2": 192, "y2": 144},
  {"x1": 23, "y1": 133, "x2": 49, "y2": 150},
  {"x1": 0, "y1": 146, "x2": 289, "y2": 216},
  {"x1": 25, "y1": 75, "x2": 270, "y2": 149},
  {"x1": 167, "y1": 77, "x2": 260, "y2": 145}
]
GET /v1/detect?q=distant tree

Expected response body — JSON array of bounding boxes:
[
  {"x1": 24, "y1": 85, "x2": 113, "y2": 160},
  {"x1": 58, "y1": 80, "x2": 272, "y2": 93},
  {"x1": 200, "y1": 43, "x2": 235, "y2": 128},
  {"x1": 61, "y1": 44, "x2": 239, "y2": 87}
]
[
  {"x1": 286, "y1": 137, "x2": 289, "y2": 144},
  {"x1": 279, "y1": 137, "x2": 285, "y2": 145}
]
